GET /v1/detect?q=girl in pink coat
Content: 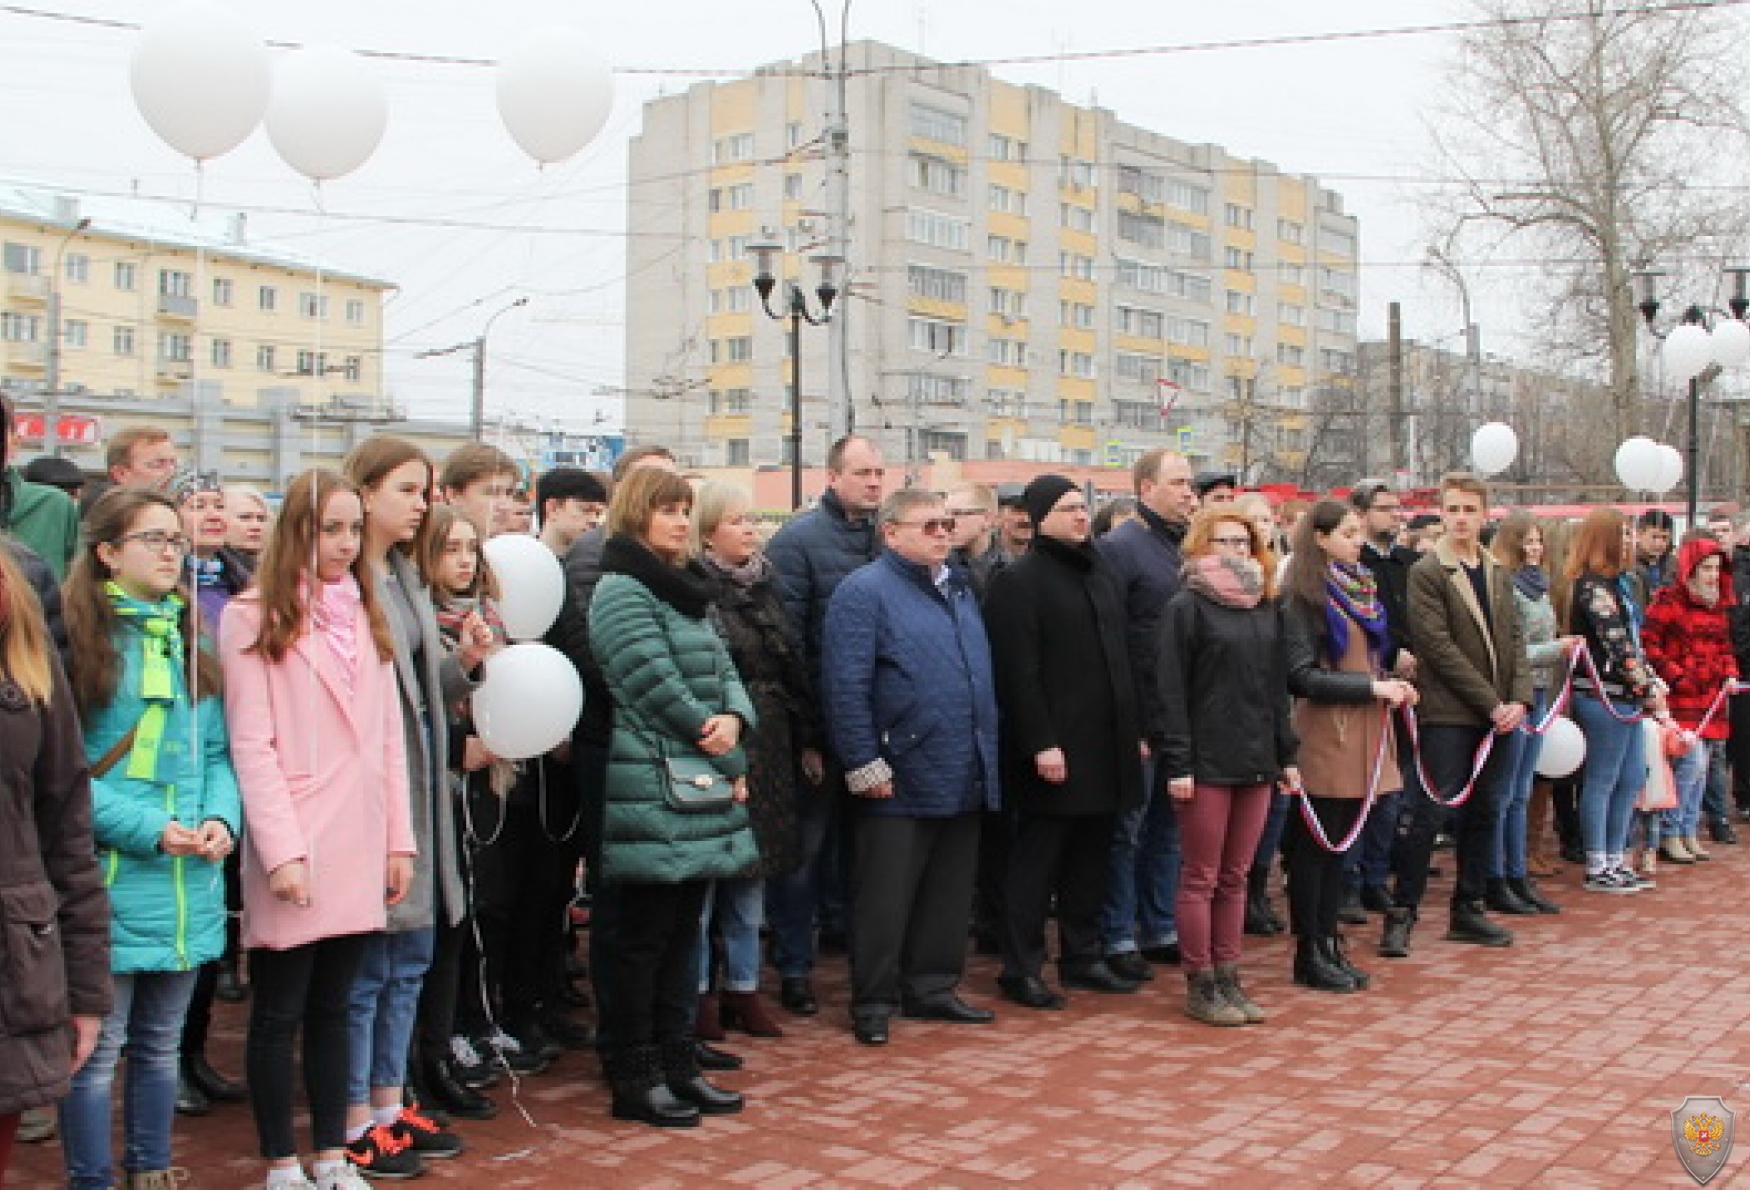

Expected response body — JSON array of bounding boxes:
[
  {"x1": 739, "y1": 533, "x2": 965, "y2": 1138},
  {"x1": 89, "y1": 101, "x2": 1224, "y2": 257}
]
[{"x1": 219, "y1": 469, "x2": 414, "y2": 1190}]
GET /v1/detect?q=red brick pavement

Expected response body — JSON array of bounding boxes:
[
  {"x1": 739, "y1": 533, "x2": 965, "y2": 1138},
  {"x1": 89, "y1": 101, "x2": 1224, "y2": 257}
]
[{"x1": 10, "y1": 849, "x2": 1749, "y2": 1188}]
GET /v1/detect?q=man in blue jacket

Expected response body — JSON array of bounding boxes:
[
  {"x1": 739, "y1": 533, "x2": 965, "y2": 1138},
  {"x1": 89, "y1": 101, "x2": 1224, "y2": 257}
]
[{"x1": 823, "y1": 488, "x2": 1000, "y2": 1045}]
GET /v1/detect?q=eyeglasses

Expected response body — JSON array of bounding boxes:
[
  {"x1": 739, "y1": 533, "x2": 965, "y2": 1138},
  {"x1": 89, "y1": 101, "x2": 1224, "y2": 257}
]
[
  {"x1": 894, "y1": 517, "x2": 956, "y2": 535},
  {"x1": 117, "y1": 530, "x2": 192, "y2": 555},
  {"x1": 1210, "y1": 535, "x2": 1253, "y2": 549}
]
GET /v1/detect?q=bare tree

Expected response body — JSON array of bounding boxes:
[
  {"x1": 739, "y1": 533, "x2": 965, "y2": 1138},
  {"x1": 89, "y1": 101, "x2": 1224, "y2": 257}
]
[{"x1": 1429, "y1": 0, "x2": 1750, "y2": 452}]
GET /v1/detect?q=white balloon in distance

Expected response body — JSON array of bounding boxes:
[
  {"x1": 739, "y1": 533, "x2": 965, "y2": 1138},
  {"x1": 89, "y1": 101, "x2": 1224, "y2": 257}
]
[
  {"x1": 1663, "y1": 322, "x2": 1716, "y2": 384},
  {"x1": 495, "y1": 29, "x2": 615, "y2": 164},
  {"x1": 129, "y1": 2, "x2": 271, "y2": 161},
  {"x1": 481, "y1": 533, "x2": 564, "y2": 640},
  {"x1": 1614, "y1": 436, "x2": 1662, "y2": 490},
  {"x1": 1470, "y1": 422, "x2": 1518, "y2": 477},
  {"x1": 471, "y1": 643, "x2": 582, "y2": 761},
  {"x1": 1534, "y1": 716, "x2": 1586, "y2": 778},
  {"x1": 1650, "y1": 443, "x2": 1684, "y2": 495},
  {"x1": 1712, "y1": 318, "x2": 1750, "y2": 369},
  {"x1": 265, "y1": 46, "x2": 387, "y2": 182}
]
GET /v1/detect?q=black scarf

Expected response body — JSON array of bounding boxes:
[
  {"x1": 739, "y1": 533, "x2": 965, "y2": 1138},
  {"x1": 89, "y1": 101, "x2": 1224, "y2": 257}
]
[
  {"x1": 601, "y1": 533, "x2": 712, "y2": 619},
  {"x1": 1032, "y1": 533, "x2": 1096, "y2": 573}
]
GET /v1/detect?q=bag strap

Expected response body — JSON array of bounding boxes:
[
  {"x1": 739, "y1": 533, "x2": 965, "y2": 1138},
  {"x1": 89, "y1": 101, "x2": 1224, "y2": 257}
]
[{"x1": 91, "y1": 722, "x2": 142, "y2": 779}]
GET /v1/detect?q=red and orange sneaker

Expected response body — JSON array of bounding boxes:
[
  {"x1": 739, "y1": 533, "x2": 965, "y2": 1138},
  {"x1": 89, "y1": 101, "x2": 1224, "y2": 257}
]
[
  {"x1": 390, "y1": 1106, "x2": 463, "y2": 1160},
  {"x1": 343, "y1": 1123, "x2": 422, "y2": 1180}
]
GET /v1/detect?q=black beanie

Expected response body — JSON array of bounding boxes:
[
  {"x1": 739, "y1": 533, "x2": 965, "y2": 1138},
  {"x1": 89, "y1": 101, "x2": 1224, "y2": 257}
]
[{"x1": 1022, "y1": 474, "x2": 1078, "y2": 527}]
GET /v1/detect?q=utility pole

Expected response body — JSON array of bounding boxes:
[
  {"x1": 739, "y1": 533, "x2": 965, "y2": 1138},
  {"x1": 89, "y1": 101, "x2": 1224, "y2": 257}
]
[
  {"x1": 418, "y1": 296, "x2": 526, "y2": 442},
  {"x1": 820, "y1": 13, "x2": 852, "y2": 440},
  {"x1": 44, "y1": 216, "x2": 92, "y2": 458},
  {"x1": 1387, "y1": 301, "x2": 1405, "y2": 478}
]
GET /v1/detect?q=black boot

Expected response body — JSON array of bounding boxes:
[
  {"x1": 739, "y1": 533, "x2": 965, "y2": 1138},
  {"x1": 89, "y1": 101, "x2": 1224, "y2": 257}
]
[
  {"x1": 1379, "y1": 906, "x2": 1415, "y2": 959},
  {"x1": 1292, "y1": 935, "x2": 1356, "y2": 992},
  {"x1": 660, "y1": 1039, "x2": 742, "y2": 1115},
  {"x1": 607, "y1": 1045, "x2": 700, "y2": 1128},
  {"x1": 1322, "y1": 935, "x2": 1370, "y2": 991},
  {"x1": 1509, "y1": 875, "x2": 1561, "y2": 915},
  {"x1": 1337, "y1": 888, "x2": 1368, "y2": 925},
  {"x1": 1244, "y1": 866, "x2": 1281, "y2": 936},
  {"x1": 1484, "y1": 876, "x2": 1537, "y2": 916},
  {"x1": 182, "y1": 1054, "x2": 245, "y2": 1104},
  {"x1": 1446, "y1": 899, "x2": 1514, "y2": 947},
  {"x1": 422, "y1": 1055, "x2": 498, "y2": 1121},
  {"x1": 174, "y1": 1069, "x2": 211, "y2": 1117}
]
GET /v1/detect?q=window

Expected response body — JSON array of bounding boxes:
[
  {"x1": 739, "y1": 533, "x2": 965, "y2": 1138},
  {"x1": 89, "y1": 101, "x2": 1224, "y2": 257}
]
[
  {"x1": 258, "y1": 285, "x2": 277, "y2": 312},
  {"x1": 1058, "y1": 156, "x2": 1095, "y2": 189},
  {"x1": 907, "y1": 374, "x2": 970, "y2": 406},
  {"x1": 115, "y1": 262, "x2": 137, "y2": 292},
  {"x1": 343, "y1": 355, "x2": 362, "y2": 382},
  {"x1": 1116, "y1": 210, "x2": 1164, "y2": 248},
  {"x1": 710, "y1": 388, "x2": 753, "y2": 414},
  {"x1": 295, "y1": 349, "x2": 327, "y2": 376},
  {"x1": 1115, "y1": 306, "x2": 1165, "y2": 339},
  {"x1": 64, "y1": 253, "x2": 89, "y2": 284},
  {"x1": 711, "y1": 133, "x2": 755, "y2": 163},
  {"x1": 987, "y1": 235, "x2": 1015, "y2": 263},
  {"x1": 1224, "y1": 247, "x2": 1255, "y2": 271},
  {"x1": 1167, "y1": 357, "x2": 1212, "y2": 392},
  {"x1": 345, "y1": 298, "x2": 366, "y2": 325},
  {"x1": 1278, "y1": 219, "x2": 1304, "y2": 245},
  {"x1": 2, "y1": 243, "x2": 39, "y2": 274},
  {"x1": 707, "y1": 236, "x2": 750, "y2": 263},
  {"x1": 1058, "y1": 253, "x2": 1094, "y2": 281},
  {"x1": 907, "y1": 316, "x2": 965, "y2": 355},
  {"x1": 1166, "y1": 179, "x2": 1211, "y2": 215},
  {"x1": 987, "y1": 133, "x2": 1027, "y2": 161},
  {"x1": 158, "y1": 332, "x2": 192, "y2": 363},
  {"x1": 211, "y1": 337, "x2": 232, "y2": 368},
  {"x1": 1321, "y1": 348, "x2": 1356, "y2": 375},
  {"x1": 1280, "y1": 262, "x2": 1307, "y2": 286},
  {"x1": 910, "y1": 155, "x2": 966, "y2": 198},
  {"x1": 1114, "y1": 400, "x2": 1167, "y2": 431},
  {"x1": 725, "y1": 440, "x2": 751, "y2": 466},
  {"x1": 1317, "y1": 306, "x2": 1358, "y2": 335},
  {"x1": 63, "y1": 319, "x2": 87, "y2": 348},
  {"x1": 1116, "y1": 352, "x2": 1164, "y2": 384},
  {"x1": 114, "y1": 326, "x2": 135, "y2": 356},
  {"x1": 1277, "y1": 343, "x2": 1305, "y2": 366},
  {"x1": 0, "y1": 313, "x2": 40, "y2": 341},
  {"x1": 988, "y1": 184, "x2": 1025, "y2": 214},
  {"x1": 708, "y1": 287, "x2": 752, "y2": 314},
  {"x1": 1117, "y1": 165, "x2": 1166, "y2": 204},
  {"x1": 907, "y1": 265, "x2": 968, "y2": 304},
  {"x1": 910, "y1": 104, "x2": 967, "y2": 146},
  {"x1": 1319, "y1": 266, "x2": 1358, "y2": 305},
  {"x1": 212, "y1": 277, "x2": 233, "y2": 306},
  {"x1": 299, "y1": 292, "x2": 328, "y2": 319},
  {"x1": 1279, "y1": 303, "x2": 1306, "y2": 326},
  {"x1": 986, "y1": 337, "x2": 1026, "y2": 366},
  {"x1": 1057, "y1": 397, "x2": 1095, "y2": 423},
  {"x1": 1225, "y1": 333, "x2": 1253, "y2": 357},
  {"x1": 989, "y1": 287, "x2": 1025, "y2": 318},
  {"x1": 1321, "y1": 226, "x2": 1358, "y2": 256},
  {"x1": 1166, "y1": 316, "x2": 1211, "y2": 348},
  {"x1": 1224, "y1": 203, "x2": 1254, "y2": 230},
  {"x1": 159, "y1": 269, "x2": 192, "y2": 298},
  {"x1": 1059, "y1": 203, "x2": 1095, "y2": 232},
  {"x1": 1167, "y1": 222, "x2": 1212, "y2": 258},
  {"x1": 783, "y1": 173, "x2": 803, "y2": 201},
  {"x1": 708, "y1": 183, "x2": 755, "y2": 212},
  {"x1": 987, "y1": 388, "x2": 1027, "y2": 416},
  {"x1": 906, "y1": 209, "x2": 969, "y2": 251},
  {"x1": 1059, "y1": 301, "x2": 1095, "y2": 329},
  {"x1": 1225, "y1": 289, "x2": 1256, "y2": 316},
  {"x1": 1115, "y1": 258, "x2": 1213, "y2": 303},
  {"x1": 256, "y1": 345, "x2": 275, "y2": 373},
  {"x1": 1058, "y1": 351, "x2": 1095, "y2": 379},
  {"x1": 785, "y1": 122, "x2": 803, "y2": 149},
  {"x1": 710, "y1": 336, "x2": 753, "y2": 364}
]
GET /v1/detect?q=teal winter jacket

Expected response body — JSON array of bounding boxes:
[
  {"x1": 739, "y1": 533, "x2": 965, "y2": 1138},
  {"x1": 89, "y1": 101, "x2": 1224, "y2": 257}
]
[
  {"x1": 588, "y1": 538, "x2": 759, "y2": 885},
  {"x1": 84, "y1": 592, "x2": 241, "y2": 974}
]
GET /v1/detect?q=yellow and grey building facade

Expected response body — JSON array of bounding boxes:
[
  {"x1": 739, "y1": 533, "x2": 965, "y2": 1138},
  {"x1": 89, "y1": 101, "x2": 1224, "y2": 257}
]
[{"x1": 625, "y1": 41, "x2": 1360, "y2": 478}]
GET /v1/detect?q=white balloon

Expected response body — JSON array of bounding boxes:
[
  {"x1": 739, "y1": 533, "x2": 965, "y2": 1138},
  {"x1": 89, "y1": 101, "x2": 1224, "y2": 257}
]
[
  {"x1": 496, "y1": 29, "x2": 615, "y2": 164},
  {"x1": 1534, "y1": 715, "x2": 1586, "y2": 778},
  {"x1": 471, "y1": 643, "x2": 583, "y2": 761},
  {"x1": 1470, "y1": 422, "x2": 1519, "y2": 477},
  {"x1": 481, "y1": 533, "x2": 565, "y2": 641},
  {"x1": 265, "y1": 46, "x2": 387, "y2": 182},
  {"x1": 129, "y1": 2, "x2": 270, "y2": 162},
  {"x1": 1650, "y1": 443, "x2": 1684, "y2": 495},
  {"x1": 1712, "y1": 318, "x2": 1750, "y2": 369},
  {"x1": 1614, "y1": 436, "x2": 1663, "y2": 490},
  {"x1": 1663, "y1": 323, "x2": 1715, "y2": 384}
]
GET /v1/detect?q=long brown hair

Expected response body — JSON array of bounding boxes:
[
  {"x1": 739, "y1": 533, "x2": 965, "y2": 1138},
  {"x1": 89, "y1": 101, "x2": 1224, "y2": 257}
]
[
  {"x1": 64, "y1": 487, "x2": 221, "y2": 719},
  {"x1": 248, "y1": 469, "x2": 394, "y2": 664},
  {"x1": 418, "y1": 503, "x2": 499, "y2": 602},
  {"x1": 343, "y1": 435, "x2": 436, "y2": 558},
  {"x1": 1181, "y1": 504, "x2": 1278, "y2": 600},
  {"x1": 1282, "y1": 499, "x2": 1355, "y2": 614},
  {"x1": 1554, "y1": 507, "x2": 1628, "y2": 627},
  {"x1": 0, "y1": 545, "x2": 53, "y2": 704},
  {"x1": 1490, "y1": 512, "x2": 1545, "y2": 571}
]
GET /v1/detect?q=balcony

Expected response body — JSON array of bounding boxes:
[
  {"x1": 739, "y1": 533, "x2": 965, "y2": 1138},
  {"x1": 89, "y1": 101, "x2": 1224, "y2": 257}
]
[
  {"x1": 154, "y1": 361, "x2": 190, "y2": 384},
  {"x1": 157, "y1": 293, "x2": 199, "y2": 320},
  {"x1": 6, "y1": 341, "x2": 45, "y2": 369},
  {"x1": 5, "y1": 273, "x2": 48, "y2": 303}
]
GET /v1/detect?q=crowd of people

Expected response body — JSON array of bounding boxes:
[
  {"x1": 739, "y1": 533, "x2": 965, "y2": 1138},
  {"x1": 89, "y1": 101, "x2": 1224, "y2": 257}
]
[{"x1": 2, "y1": 402, "x2": 1747, "y2": 1189}]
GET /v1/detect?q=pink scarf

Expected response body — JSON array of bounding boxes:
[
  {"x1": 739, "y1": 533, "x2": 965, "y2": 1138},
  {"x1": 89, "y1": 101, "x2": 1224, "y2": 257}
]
[
  {"x1": 1183, "y1": 553, "x2": 1264, "y2": 609},
  {"x1": 310, "y1": 573, "x2": 362, "y2": 690}
]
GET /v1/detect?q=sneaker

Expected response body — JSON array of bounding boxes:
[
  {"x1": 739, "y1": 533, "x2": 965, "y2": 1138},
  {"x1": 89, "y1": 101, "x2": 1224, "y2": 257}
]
[
  {"x1": 1628, "y1": 868, "x2": 1656, "y2": 890},
  {"x1": 448, "y1": 1035, "x2": 499, "y2": 1089},
  {"x1": 1583, "y1": 871, "x2": 1635, "y2": 894},
  {"x1": 1611, "y1": 866, "x2": 1649, "y2": 890},
  {"x1": 390, "y1": 1106, "x2": 463, "y2": 1159},
  {"x1": 475, "y1": 1030, "x2": 548, "y2": 1076},
  {"x1": 312, "y1": 1163, "x2": 373, "y2": 1190},
  {"x1": 344, "y1": 1123, "x2": 423, "y2": 1180}
]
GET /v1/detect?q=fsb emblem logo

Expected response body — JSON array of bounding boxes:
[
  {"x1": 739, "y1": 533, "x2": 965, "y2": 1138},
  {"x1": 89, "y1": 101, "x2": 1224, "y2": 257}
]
[{"x1": 1672, "y1": 1096, "x2": 1735, "y2": 1185}]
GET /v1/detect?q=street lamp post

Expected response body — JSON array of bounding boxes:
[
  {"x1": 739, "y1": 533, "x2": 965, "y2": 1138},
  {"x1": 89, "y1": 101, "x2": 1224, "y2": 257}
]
[
  {"x1": 1631, "y1": 267, "x2": 1750, "y2": 527},
  {"x1": 44, "y1": 216, "x2": 92, "y2": 458},
  {"x1": 416, "y1": 297, "x2": 527, "y2": 441},
  {"x1": 747, "y1": 236, "x2": 839, "y2": 510}
]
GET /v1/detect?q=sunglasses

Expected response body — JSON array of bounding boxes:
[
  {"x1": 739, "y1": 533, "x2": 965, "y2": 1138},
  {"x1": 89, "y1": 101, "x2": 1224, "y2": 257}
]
[
  {"x1": 894, "y1": 517, "x2": 956, "y2": 535},
  {"x1": 1210, "y1": 535, "x2": 1253, "y2": 548}
]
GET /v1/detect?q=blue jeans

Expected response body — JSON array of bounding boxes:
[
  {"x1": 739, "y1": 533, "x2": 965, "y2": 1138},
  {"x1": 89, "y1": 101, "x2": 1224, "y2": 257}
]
[
  {"x1": 1253, "y1": 790, "x2": 1290, "y2": 872},
  {"x1": 1344, "y1": 791, "x2": 1401, "y2": 890},
  {"x1": 60, "y1": 969, "x2": 199, "y2": 1189},
  {"x1": 1664, "y1": 739, "x2": 1708, "y2": 841},
  {"x1": 1702, "y1": 739, "x2": 1731, "y2": 828},
  {"x1": 1101, "y1": 762, "x2": 1180, "y2": 953},
  {"x1": 347, "y1": 927, "x2": 434, "y2": 1105},
  {"x1": 1494, "y1": 691, "x2": 1547, "y2": 879},
  {"x1": 764, "y1": 787, "x2": 832, "y2": 979},
  {"x1": 697, "y1": 877, "x2": 764, "y2": 993},
  {"x1": 1572, "y1": 695, "x2": 1646, "y2": 860}
]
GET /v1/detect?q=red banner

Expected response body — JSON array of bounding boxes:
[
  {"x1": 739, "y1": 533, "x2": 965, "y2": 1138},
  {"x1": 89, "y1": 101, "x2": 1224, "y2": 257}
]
[{"x1": 12, "y1": 412, "x2": 103, "y2": 446}]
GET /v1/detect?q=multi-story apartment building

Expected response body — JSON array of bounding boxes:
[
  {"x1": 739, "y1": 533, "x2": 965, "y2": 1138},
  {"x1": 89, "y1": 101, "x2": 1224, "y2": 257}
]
[
  {"x1": 625, "y1": 41, "x2": 1360, "y2": 481},
  {"x1": 0, "y1": 187, "x2": 396, "y2": 484}
]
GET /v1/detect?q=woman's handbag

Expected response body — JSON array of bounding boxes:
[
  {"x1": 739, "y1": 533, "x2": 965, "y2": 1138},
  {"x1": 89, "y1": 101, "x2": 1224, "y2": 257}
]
[
  {"x1": 1635, "y1": 719, "x2": 1683, "y2": 812},
  {"x1": 659, "y1": 751, "x2": 736, "y2": 812}
]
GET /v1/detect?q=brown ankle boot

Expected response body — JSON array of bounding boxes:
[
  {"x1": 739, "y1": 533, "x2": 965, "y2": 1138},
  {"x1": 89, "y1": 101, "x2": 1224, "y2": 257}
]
[
  {"x1": 1526, "y1": 780, "x2": 1558, "y2": 876},
  {"x1": 693, "y1": 992, "x2": 726, "y2": 1042},
  {"x1": 719, "y1": 990, "x2": 784, "y2": 1038}
]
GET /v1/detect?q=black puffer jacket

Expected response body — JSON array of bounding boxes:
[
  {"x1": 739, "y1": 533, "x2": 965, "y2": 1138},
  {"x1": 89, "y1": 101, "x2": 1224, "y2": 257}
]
[
  {"x1": 1157, "y1": 586, "x2": 1297, "y2": 786},
  {"x1": 6, "y1": 537, "x2": 67, "y2": 669}
]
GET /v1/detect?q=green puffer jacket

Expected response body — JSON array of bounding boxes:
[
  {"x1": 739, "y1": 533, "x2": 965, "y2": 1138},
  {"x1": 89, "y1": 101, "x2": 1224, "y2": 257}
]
[{"x1": 589, "y1": 552, "x2": 759, "y2": 885}]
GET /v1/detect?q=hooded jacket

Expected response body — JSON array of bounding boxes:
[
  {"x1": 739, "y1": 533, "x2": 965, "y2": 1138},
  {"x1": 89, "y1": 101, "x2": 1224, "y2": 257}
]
[{"x1": 1643, "y1": 537, "x2": 1739, "y2": 738}]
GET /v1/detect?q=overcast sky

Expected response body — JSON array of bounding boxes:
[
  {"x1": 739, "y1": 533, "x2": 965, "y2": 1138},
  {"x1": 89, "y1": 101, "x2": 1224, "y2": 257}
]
[{"x1": 0, "y1": 0, "x2": 1532, "y2": 431}]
